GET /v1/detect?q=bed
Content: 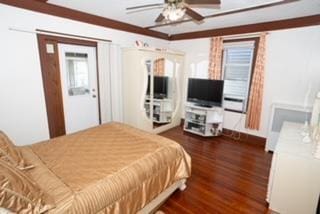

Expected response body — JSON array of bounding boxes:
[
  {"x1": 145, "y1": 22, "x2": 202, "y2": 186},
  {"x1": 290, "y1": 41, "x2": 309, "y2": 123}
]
[{"x1": 1, "y1": 122, "x2": 191, "y2": 214}]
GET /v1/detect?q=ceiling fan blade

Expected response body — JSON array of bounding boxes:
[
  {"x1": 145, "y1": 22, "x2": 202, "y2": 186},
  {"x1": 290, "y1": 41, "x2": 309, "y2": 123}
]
[
  {"x1": 155, "y1": 13, "x2": 165, "y2": 22},
  {"x1": 184, "y1": 0, "x2": 220, "y2": 5},
  {"x1": 185, "y1": 7, "x2": 204, "y2": 21},
  {"x1": 126, "y1": 3, "x2": 164, "y2": 11}
]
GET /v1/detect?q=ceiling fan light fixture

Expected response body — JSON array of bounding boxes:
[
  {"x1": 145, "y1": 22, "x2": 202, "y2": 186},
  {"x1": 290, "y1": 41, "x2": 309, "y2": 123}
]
[{"x1": 162, "y1": 3, "x2": 186, "y2": 21}]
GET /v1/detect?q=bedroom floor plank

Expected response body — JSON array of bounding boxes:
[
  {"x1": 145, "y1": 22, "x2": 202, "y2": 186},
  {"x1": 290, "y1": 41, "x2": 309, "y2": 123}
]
[{"x1": 159, "y1": 126, "x2": 272, "y2": 214}]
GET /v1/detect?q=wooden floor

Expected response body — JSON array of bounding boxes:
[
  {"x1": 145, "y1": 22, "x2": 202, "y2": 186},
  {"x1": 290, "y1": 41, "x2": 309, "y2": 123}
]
[{"x1": 159, "y1": 126, "x2": 273, "y2": 214}]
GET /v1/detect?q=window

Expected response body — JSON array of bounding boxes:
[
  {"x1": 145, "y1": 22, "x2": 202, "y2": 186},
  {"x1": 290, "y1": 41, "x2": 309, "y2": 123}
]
[
  {"x1": 222, "y1": 41, "x2": 255, "y2": 112},
  {"x1": 65, "y1": 52, "x2": 90, "y2": 96}
]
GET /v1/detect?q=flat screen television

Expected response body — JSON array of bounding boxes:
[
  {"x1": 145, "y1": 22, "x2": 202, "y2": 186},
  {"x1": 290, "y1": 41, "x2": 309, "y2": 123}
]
[
  {"x1": 147, "y1": 76, "x2": 169, "y2": 99},
  {"x1": 187, "y1": 78, "x2": 224, "y2": 107}
]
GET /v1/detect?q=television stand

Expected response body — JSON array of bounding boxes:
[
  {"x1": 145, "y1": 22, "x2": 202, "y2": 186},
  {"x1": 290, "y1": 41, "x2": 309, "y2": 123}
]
[
  {"x1": 184, "y1": 103, "x2": 223, "y2": 137},
  {"x1": 195, "y1": 103, "x2": 213, "y2": 108}
]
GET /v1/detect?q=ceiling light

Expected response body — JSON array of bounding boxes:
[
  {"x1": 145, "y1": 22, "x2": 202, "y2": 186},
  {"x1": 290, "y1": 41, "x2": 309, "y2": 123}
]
[{"x1": 162, "y1": 3, "x2": 186, "y2": 22}]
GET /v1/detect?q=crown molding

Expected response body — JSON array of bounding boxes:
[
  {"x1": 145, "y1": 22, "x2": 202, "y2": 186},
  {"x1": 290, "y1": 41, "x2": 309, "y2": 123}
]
[
  {"x1": 169, "y1": 15, "x2": 320, "y2": 40},
  {"x1": 0, "y1": 1, "x2": 319, "y2": 42},
  {"x1": 0, "y1": 0, "x2": 170, "y2": 40}
]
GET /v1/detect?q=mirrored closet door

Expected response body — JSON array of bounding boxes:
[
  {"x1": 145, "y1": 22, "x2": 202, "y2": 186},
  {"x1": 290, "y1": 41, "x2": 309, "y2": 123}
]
[
  {"x1": 144, "y1": 57, "x2": 179, "y2": 130},
  {"x1": 122, "y1": 48, "x2": 184, "y2": 134}
]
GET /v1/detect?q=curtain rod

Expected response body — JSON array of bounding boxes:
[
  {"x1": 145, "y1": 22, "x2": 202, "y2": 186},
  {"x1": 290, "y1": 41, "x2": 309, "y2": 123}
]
[
  {"x1": 37, "y1": 29, "x2": 112, "y2": 43},
  {"x1": 8, "y1": 27, "x2": 112, "y2": 43}
]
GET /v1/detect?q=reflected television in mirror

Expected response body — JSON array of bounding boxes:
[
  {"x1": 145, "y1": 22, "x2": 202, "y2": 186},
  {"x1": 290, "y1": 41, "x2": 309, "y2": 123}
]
[{"x1": 147, "y1": 76, "x2": 169, "y2": 99}]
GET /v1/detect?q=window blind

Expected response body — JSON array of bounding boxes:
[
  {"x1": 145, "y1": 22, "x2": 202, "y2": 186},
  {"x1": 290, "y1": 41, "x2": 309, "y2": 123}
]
[{"x1": 222, "y1": 43, "x2": 254, "y2": 111}]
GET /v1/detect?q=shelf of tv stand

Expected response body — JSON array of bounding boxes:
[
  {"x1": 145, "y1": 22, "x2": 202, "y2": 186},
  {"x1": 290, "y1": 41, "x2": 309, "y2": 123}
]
[
  {"x1": 145, "y1": 98, "x2": 173, "y2": 124},
  {"x1": 184, "y1": 128, "x2": 206, "y2": 136},
  {"x1": 185, "y1": 119, "x2": 206, "y2": 126},
  {"x1": 185, "y1": 110, "x2": 206, "y2": 116}
]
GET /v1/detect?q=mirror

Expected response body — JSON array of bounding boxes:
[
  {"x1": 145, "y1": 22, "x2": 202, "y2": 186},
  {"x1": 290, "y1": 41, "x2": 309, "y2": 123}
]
[
  {"x1": 144, "y1": 58, "x2": 177, "y2": 129},
  {"x1": 144, "y1": 60, "x2": 152, "y2": 120}
]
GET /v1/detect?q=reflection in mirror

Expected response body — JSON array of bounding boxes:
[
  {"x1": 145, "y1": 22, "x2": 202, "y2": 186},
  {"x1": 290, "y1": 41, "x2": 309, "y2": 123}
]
[
  {"x1": 144, "y1": 60, "x2": 152, "y2": 120},
  {"x1": 152, "y1": 58, "x2": 175, "y2": 129}
]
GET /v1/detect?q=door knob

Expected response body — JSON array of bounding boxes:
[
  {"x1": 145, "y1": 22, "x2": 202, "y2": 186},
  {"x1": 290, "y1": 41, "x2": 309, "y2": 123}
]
[{"x1": 92, "y1": 95, "x2": 97, "y2": 98}]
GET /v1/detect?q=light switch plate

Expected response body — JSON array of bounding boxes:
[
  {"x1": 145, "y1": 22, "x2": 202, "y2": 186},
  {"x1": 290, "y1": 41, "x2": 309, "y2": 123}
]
[{"x1": 46, "y1": 44, "x2": 55, "y2": 54}]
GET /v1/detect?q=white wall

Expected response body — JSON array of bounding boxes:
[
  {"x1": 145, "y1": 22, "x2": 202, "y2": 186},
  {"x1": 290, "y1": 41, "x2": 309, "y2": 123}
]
[
  {"x1": 170, "y1": 26, "x2": 320, "y2": 137},
  {"x1": 1, "y1": 3, "x2": 320, "y2": 145},
  {"x1": 0, "y1": 4, "x2": 169, "y2": 145}
]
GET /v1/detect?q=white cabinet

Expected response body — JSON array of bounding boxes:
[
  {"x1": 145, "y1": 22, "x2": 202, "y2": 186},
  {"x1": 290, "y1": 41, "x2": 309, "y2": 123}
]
[
  {"x1": 265, "y1": 103, "x2": 312, "y2": 152},
  {"x1": 267, "y1": 122, "x2": 320, "y2": 214},
  {"x1": 184, "y1": 104, "x2": 223, "y2": 137}
]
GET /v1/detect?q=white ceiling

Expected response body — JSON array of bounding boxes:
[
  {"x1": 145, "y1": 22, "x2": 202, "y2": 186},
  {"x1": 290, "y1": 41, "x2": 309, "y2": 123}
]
[{"x1": 48, "y1": 0, "x2": 320, "y2": 35}]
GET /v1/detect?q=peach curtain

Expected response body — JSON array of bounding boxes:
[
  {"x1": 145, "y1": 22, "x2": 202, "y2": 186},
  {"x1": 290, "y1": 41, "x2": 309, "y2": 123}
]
[
  {"x1": 154, "y1": 58, "x2": 165, "y2": 76},
  {"x1": 208, "y1": 37, "x2": 223, "y2": 80},
  {"x1": 245, "y1": 32, "x2": 267, "y2": 130}
]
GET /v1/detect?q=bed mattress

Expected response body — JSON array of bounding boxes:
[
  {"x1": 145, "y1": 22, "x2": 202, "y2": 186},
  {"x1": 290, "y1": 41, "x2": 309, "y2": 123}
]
[{"x1": 20, "y1": 123, "x2": 191, "y2": 214}]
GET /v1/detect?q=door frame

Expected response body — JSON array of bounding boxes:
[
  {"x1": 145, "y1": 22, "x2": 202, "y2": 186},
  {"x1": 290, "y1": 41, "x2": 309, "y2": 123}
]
[{"x1": 37, "y1": 34, "x2": 101, "y2": 138}]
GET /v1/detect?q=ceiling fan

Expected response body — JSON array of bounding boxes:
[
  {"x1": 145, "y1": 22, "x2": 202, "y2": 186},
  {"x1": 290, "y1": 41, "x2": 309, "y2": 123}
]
[{"x1": 126, "y1": 0, "x2": 221, "y2": 23}]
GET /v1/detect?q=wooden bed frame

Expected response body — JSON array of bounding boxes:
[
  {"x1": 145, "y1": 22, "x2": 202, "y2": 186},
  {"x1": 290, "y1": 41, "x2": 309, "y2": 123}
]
[{"x1": 138, "y1": 179, "x2": 187, "y2": 214}]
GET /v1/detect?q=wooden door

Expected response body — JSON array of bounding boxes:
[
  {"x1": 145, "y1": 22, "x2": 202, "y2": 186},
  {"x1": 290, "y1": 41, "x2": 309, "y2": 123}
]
[{"x1": 37, "y1": 34, "x2": 98, "y2": 138}]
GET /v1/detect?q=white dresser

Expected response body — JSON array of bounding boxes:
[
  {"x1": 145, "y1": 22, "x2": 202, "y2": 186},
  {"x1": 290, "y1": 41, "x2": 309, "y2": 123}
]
[{"x1": 267, "y1": 122, "x2": 320, "y2": 214}]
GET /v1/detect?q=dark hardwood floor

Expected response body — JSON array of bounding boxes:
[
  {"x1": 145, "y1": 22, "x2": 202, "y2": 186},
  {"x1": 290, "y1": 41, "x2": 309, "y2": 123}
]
[{"x1": 159, "y1": 126, "x2": 273, "y2": 214}]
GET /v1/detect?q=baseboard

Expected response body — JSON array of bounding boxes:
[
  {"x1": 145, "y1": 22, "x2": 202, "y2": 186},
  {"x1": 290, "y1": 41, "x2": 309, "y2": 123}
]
[{"x1": 181, "y1": 119, "x2": 266, "y2": 145}]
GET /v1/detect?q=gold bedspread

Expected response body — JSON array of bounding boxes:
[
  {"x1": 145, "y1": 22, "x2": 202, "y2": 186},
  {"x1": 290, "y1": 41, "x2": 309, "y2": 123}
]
[{"x1": 21, "y1": 123, "x2": 191, "y2": 214}]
